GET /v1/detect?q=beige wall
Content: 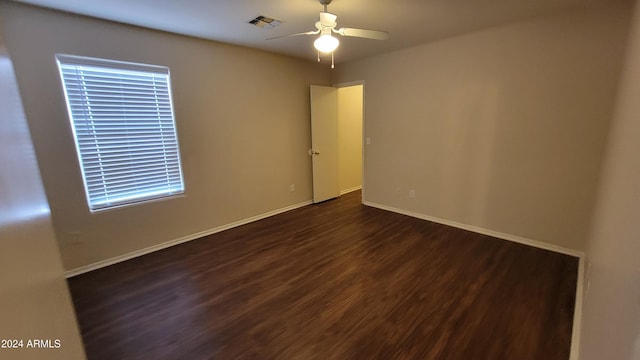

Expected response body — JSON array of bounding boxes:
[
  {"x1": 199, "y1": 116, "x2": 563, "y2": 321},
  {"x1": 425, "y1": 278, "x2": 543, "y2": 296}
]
[
  {"x1": 337, "y1": 85, "x2": 363, "y2": 193},
  {"x1": 333, "y1": 3, "x2": 631, "y2": 251},
  {"x1": 0, "y1": 33, "x2": 86, "y2": 358},
  {"x1": 580, "y1": 1, "x2": 640, "y2": 358},
  {"x1": 0, "y1": 1, "x2": 331, "y2": 271}
]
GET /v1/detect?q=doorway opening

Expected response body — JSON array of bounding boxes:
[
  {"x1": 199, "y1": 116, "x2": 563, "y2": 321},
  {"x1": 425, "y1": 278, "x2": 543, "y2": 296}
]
[{"x1": 309, "y1": 82, "x2": 364, "y2": 203}]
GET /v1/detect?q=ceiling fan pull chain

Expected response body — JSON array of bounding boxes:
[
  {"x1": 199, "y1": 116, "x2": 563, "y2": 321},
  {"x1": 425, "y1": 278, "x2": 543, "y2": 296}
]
[
  {"x1": 317, "y1": 50, "x2": 320, "y2": 62},
  {"x1": 331, "y1": 51, "x2": 335, "y2": 69}
]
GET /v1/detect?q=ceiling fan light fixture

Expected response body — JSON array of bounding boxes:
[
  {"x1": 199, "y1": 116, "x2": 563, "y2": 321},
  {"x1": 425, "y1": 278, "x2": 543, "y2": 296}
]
[{"x1": 314, "y1": 34, "x2": 339, "y2": 53}]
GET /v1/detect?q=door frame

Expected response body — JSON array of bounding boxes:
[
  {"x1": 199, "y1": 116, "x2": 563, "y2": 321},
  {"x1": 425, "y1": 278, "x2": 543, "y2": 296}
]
[{"x1": 332, "y1": 80, "x2": 366, "y2": 204}]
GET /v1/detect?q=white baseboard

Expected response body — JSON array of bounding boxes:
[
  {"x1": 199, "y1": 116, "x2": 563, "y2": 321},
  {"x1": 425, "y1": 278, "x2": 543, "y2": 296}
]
[
  {"x1": 363, "y1": 201, "x2": 583, "y2": 257},
  {"x1": 340, "y1": 186, "x2": 362, "y2": 195},
  {"x1": 363, "y1": 200, "x2": 585, "y2": 359},
  {"x1": 64, "y1": 200, "x2": 313, "y2": 278}
]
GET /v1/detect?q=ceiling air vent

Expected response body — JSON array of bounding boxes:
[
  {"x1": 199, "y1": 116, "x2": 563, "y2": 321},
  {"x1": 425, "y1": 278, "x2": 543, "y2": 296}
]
[{"x1": 248, "y1": 15, "x2": 282, "y2": 29}]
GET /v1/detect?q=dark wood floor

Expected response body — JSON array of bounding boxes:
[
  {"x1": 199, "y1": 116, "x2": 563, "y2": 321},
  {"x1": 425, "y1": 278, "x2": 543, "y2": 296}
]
[{"x1": 68, "y1": 191, "x2": 578, "y2": 360}]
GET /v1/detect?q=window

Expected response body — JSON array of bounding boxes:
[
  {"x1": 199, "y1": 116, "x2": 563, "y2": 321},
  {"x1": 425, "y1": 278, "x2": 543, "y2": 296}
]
[{"x1": 56, "y1": 54, "x2": 184, "y2": 211}]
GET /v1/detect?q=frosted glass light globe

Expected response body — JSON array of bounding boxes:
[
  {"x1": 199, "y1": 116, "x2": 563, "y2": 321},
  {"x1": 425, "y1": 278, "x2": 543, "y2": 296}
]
[{"x1": 314, "y1": 35, "x2": 339, "y2": 53}]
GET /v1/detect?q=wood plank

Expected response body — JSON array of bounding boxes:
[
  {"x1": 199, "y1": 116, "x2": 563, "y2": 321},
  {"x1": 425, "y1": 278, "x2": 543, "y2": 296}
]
[{"x1": 68, "y1": 190, "x2": 578, "y2": 359}]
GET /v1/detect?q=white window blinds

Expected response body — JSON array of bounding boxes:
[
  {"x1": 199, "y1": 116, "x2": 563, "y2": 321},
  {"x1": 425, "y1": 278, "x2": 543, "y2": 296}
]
[{"x1": 56, "y1": 54, "x2": 184, "y2": 211}]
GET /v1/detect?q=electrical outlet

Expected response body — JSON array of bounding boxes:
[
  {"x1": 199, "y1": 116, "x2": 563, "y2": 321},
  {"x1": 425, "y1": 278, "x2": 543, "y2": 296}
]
[
  {"x1": 289, "y1": 184, "x2": 295, "y2": 192},
  {"x1": 409, "y1": 189, "x2": 416, "y2": 198}
]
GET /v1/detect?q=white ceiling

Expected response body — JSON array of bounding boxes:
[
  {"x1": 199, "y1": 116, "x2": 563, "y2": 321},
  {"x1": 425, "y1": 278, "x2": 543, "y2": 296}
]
[{"x1": 12, "y1": 0, "x2": 622, "y2": 64}]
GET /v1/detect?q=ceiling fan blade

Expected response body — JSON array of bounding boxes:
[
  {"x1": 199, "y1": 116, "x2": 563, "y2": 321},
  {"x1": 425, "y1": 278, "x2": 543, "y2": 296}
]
[
  {"x1": 336, "y1": 27, "x2": 389, "y2": 40},
  {"x1": 267, "y1": 30, "x2": 319, "y2": 40}
]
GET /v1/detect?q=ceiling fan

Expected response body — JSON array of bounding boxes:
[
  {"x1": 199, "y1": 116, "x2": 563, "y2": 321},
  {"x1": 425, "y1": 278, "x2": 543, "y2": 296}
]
[{"x1": 268, "y1": 0, "x2": 389, "y2": 68}]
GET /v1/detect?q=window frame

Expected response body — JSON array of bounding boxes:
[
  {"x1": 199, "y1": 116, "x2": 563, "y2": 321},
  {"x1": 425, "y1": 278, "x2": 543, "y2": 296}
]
[{"x1": 56, "y1": 54, "x2": 185, "y2": 212}]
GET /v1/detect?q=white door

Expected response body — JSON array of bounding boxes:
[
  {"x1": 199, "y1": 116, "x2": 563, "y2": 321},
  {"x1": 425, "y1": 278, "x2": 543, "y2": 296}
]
[{"x1": 310, "y1": 85, "x2": 340, "y2": 203}]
